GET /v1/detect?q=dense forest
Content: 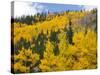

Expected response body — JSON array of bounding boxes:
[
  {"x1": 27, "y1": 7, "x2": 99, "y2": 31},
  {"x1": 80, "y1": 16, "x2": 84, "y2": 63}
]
[{"x1": 11, "y1": 9, "x2": 97, "y2": 73}]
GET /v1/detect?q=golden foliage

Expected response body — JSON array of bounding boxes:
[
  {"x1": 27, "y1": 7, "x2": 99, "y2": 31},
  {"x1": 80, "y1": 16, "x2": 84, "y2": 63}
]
[
  {"x1": 12, "y1": 11, "x2": 97, "y2": 73},
  {"x1": 14, "y1": 48, "x2": 39, "y2": 73}
]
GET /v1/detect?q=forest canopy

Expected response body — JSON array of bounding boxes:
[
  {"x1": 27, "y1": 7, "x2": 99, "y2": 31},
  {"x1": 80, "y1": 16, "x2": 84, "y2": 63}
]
[{"x1": 11, "y1": 8, "x2": 97, "y2": 73}]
